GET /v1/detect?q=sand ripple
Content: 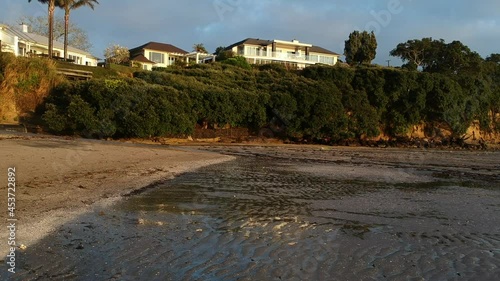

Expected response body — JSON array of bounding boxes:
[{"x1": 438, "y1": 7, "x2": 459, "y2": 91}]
[{"x1": 3, "y1": 156, "x2": 500, "y2": 280}]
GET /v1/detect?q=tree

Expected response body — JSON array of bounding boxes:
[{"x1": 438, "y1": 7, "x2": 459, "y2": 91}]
[
  {"x1": 193, "y1": 43, "x2": 208, "y2": 53},
  {"x1": 344, "y1": 31, "x2": 377, "y2": 66},
  {"x1": 389, "y1": 38, "x2": 435, "y2": 70},
  {"x1": 484, "y1": 54, "x2": 500, "y2": 129},
  {"x1": 486, "y1": 53, "x2": 500, "y2": 64},
  {"x1": 214, "y1": 46, "x2": 234, "y2": 62},
  {"x1": 434, "y1": 40, "x2": 483, "y2": 75},
  {"x1": 58, "y1": 0, "x2": 99, "y2": 60},
  {"x1": 214, "y1": 46, "x2": 225, "y2": 55},
  {"x1": 391, "y1": 38, "x2": 483, "y2": 75},
  {"x1": 104, "y1": 44, "x2": 130, "y2": 64},
  {"x1": 19, "y1": 15, "x2": 93, "y2": 51},
  {"x1": 28, "y1": 0, "x2": 61, "y2": 58}
]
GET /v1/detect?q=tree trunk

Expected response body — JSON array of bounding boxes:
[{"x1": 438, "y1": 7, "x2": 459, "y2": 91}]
[
  {"x1": 64, "y1": 9, "x2": 70, "y2": 61},
  {"x1": 48, "y1": 1, "x2": 54, "y2": 59}
]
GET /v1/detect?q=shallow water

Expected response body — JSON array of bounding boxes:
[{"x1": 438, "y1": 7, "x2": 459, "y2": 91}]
[{"x1": 3, "y1": 155, "x2": 500, "y2": 280}]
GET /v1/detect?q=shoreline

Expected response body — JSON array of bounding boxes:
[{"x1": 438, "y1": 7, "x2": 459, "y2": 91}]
[{"x1": 0, "y1": 135, "x2": 235, "y2": 256}]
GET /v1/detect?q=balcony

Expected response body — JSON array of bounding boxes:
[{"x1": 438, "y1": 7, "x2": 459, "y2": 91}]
[{"x1": 237, "y1": 50, "x2": 334, "y2": 65}]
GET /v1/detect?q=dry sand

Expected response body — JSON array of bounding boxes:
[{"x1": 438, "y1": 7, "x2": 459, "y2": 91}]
[{"x1": 0, "y1": 135, "x2": 234, "y2": 255}]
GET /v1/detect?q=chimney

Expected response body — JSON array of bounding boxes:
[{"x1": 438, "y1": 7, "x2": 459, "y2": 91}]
[
  {"x1": 21, "y1": 23, "x2": 28, "y2": 33},
  {"x1": 292, "y1": 39, "x2": 299, "y2": 43}
]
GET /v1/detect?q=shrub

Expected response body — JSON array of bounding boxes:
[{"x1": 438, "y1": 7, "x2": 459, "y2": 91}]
[{"x1": 221, "y1": 56, "x2": 251, "y2": 70}]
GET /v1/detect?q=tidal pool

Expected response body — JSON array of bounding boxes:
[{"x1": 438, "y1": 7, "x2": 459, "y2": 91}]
[{"x1": 4, "y1": 152, "x2": 500, "y2": 280}]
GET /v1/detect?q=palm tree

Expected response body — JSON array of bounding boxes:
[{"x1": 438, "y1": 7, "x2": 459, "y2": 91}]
[
  {"x1": 193, "y1": 43, "x2": 208, "y2": 53},
  {"x1": 59, "y1": 0, "x2": 99, "y2": 61},
  {"x1": 28, "y1": 0, "x2": 62, "y2": 58}
]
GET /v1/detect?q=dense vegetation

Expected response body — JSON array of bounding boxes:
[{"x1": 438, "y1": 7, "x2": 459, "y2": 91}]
[
  {"x1": 0, "y1": 52, "x2": 62, "y2": 122},
  {"x1": 1, "y1": 34, "x2": 499, "y2": 143},
  {"x1": 37, "y1": 62, "x2": 499, "y2": 142}
]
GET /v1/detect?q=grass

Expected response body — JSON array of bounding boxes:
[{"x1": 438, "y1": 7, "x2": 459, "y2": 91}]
[{"x1": 0, "y1": 54, "x2": 62, "y2": 122}]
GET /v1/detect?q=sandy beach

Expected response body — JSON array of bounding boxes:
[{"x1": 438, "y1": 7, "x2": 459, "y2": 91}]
[
  {"x1": 0, "y1": 135, "x2": 234, "y2": 256},
  {"x1": 1, "y1": 133, "x2": 499, "y2": 279}
]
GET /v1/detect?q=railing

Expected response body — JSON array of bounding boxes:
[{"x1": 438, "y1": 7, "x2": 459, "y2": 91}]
[
  {"x1": 239, "y1": 51, "x2": 335, "y2": 64},
  {"x1": 56, "y1": 68, "x2": 93, "y2": 81}
]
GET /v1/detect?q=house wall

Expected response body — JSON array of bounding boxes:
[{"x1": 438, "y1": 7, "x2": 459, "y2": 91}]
[
  {"x1": 134, "y1": 62, "x2": 154, "y2": 71},
  {"x1": 1, "y1": 27, "x2": 97, "y2": 66},
  {"x1": 233, "y1": 42, "x2": 339, "y2": 67},
  {"x1": 309, "y1": 52, "x2": 338, "y2": 65},
  {"x1": 144, "y1": 49, "x2": 169, "y2": 68},
  {"x1": 0, "y1": 31, "x2": 19, "y2": 55},
  {"x1": 0, "y1": 29, "x2": 16, "y2": 53},
  {"x1": 142, "y1": 48, "x2": 186, "y2": 68}
]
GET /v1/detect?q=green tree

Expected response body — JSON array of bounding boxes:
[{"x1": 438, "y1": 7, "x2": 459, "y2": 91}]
[
  {"x1": 215, "y1": 47, "x2": 235, "y2": 62},
  {"x1": 344, "y1": 31, "x2": 377, "y2": 66},
  {"x1": 214, "y1": 46, "x2": 225, "y2": 55},
  {"x1": 486, "y1": 53, "x2": 500, "y2": 64},
  {"x1": 28, "y1": 0, "x2": 62, "y2": 58},
  {"x1": 193, "y1": 43, "x2": 208, "y2": 53},
  {"x1": 431, "y1": 40, "x2": 483, "y2": 75},
  {"x1": 484, "y1": 54, "x2": 500, "y2": 130},
  {"x1": 391, "y1": 38, "x2": 483, "y2": 75},
  {"x1": 390, "y1": 38, "x2": 435, "y2": 70},
  {"x1": 58, "y1": 0, "x2": 99, "y2": 60}
]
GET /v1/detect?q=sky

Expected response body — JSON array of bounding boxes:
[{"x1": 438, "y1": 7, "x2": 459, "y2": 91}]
[{"x1": 1, "y1": 0, "x2": 499, "y2": 65}]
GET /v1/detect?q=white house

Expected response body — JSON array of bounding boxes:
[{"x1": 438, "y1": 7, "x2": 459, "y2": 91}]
[
  {"x1": 224, "y1": 38, "x2": 340, "y2": 69},
  {"x1": 129, "y1": 42, "x2": 189, "y2": 71},
  {"x1": 0, "y1": 23, "x2": 98, "y2": 66},
  {"x1": 129, "y1": 42, "x2": 216, "y2": 70}
]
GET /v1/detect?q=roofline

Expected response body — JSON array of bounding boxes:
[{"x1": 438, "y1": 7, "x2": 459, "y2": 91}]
[
  {"x1": 129, "y1": 41, "x2": 188, "y2": 54},
  {"x1": 224, "y1": 38, "x2": 340, "y2": 56}
]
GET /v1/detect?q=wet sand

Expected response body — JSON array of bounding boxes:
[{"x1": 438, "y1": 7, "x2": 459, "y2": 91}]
[
  {"x1": 1, "y1": 143, "x2": 499, "y2": 280},
  {"x1": 0, "y1": 135, "x2": 234, "y2": 257}
]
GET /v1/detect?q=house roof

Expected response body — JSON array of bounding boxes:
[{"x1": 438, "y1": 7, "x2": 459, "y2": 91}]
[
  {"x1": 2, "y1": 24, "x2": 94, "y2": 57},
  {"x1": 130, "y1": 54, "x2": 156, "y2": 64},
  {"x1": 224, "y1": 38, "x2": 273, "y2": 51},
  {"x1": 129, "y1": 42, "x2": 188, "y2": 55},
  {"x1": 310, "y1": 46, "x2": 340, "y2": 56},
  {"x1": 224, "y1": 38, "x2": 340, "y2": 56}
]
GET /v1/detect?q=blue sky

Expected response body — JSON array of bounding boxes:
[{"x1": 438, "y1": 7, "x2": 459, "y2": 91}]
[{"x1": 2, "y1": 0, "x2": 499, "y2": 65}]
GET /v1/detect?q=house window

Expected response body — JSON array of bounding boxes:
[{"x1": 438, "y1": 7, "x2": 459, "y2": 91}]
[
  {"x1": 245, "y1": 46, "x2": 259, "y2": 56},
  {"x1": 319, "y1": 56, "x2": 334, "y2": 65},
  {"x1": 143, "y1": 65, "x2": 148, "y2": 70},
  {"x1": 149, "y1": 52, "x2": 164, "y2": 64},
  {"x1": 68, "y1": 55, "x2": 80, "y2": 64},
  {"x1": 309, "y1": 54, "x2": 318, "y2": 62}
]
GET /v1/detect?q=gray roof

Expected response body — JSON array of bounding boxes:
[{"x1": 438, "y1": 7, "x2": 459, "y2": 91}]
[
  {"x1": 2, "y1": 24, "x2": 94, "y2": 57},
  {"x1": 224, "y1": 38, "x2": 340, "y2": 56},
  {"x1": 224, "y1": 38, "x2": 273, "y2": 51},
  {"x1": 130, "y1": 42, "x2": 188, "y2": 55},
  {"x1": 310, "y1": 45, "x2": 340, "y2": 56}
]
